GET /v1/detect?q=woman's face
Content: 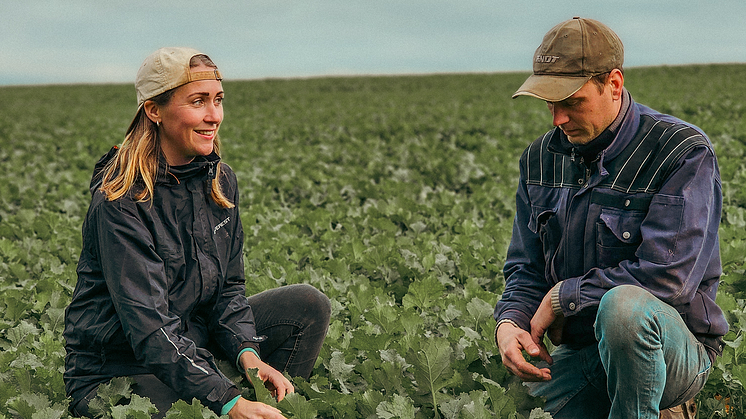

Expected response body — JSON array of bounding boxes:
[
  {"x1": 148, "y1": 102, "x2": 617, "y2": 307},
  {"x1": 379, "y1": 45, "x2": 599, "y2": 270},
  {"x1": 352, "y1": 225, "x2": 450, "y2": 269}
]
[{"x1": 156, "y1": 64, "x2": 224, "y2": 166}]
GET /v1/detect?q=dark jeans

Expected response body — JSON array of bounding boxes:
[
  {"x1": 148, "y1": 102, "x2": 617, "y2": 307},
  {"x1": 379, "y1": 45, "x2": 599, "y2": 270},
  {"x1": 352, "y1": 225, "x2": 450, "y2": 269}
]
[{"x1": 72, "y1": 284, "x2": 330, "y2": 418}]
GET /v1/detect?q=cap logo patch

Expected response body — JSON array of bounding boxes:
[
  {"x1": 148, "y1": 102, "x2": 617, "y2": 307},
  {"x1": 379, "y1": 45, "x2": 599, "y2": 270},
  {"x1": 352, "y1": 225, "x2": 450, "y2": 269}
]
[{"x1": 536, "y1": 55, "x2": 561, "y2": 63}]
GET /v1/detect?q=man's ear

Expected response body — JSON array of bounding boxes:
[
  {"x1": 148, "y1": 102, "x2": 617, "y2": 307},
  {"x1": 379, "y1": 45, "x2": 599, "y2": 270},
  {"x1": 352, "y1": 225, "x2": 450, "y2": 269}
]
[
  {"x1": 142, "y1": 101, "x2": 161, "y2": 125},
  {"x1": 608, "y1": 69, "x2": 624, "y2": 100}
]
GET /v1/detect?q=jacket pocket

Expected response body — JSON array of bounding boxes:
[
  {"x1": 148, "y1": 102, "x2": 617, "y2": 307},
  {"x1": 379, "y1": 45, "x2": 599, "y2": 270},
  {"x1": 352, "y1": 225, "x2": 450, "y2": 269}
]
[
  {"x1": 530, "y1": 206, "x2": 561, "y2": 278},
  {"x1": 637, "y1": 194, "x2": 685, "y2": 265},
  {"x1": 596, "y1": 209, "x2": 644, "y2": 269}
]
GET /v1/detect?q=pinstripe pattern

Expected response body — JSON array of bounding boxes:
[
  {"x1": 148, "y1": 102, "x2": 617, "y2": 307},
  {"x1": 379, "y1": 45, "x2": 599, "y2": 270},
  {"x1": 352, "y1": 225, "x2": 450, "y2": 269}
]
[{"x1": 522, "y1": 115, "x2": 710, "y2": 194}]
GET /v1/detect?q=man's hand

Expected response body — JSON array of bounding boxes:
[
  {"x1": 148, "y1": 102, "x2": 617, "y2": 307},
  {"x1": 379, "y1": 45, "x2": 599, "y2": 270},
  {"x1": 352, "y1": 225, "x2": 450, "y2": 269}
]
[
  {"x1": 530, "y1": 291, "x2": 565, "y2": 347},
  {"x1": 227, "y1": 397, "x2": 286, "y2": 419},
  {"x1": 239, "y1": 351, "x2": 294, "y2": 402},
  {"x1": 495, "y1": 321, "x2": 552, "y2": 382}
]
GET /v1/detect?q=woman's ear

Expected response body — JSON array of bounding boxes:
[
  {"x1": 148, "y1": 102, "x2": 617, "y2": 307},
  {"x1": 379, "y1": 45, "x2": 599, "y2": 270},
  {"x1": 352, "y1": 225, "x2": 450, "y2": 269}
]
[{"x1": 142, "y1": 101, "x2": 161, "y2": 125}]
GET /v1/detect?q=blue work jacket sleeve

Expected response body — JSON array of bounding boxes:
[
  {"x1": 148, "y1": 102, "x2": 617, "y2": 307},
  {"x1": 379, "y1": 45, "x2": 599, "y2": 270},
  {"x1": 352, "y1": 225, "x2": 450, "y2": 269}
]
[
  {"x1": 494, "y1": 155, "x2": 553, "y2": 331},
  {"x1": 558, "y1": 145, "x2": 722, "y2": 317},
  {"x1": 93, "y1": 198, "x2": 238, "y2": 412},
  {"x1": 207, "y1": 168, "x2": 262, "y2": 363}
]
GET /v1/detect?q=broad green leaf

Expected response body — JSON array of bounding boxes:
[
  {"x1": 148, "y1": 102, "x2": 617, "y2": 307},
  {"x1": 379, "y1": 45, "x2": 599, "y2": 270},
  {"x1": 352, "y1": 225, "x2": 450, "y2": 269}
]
[
  {"x1": 439, "y1": 394, "x2": 471, "y2": 419},
  {"x1": 245, "y1": 368, "x2": 276, "y2": 406},
  {"x1": 528, "y1": 407, "x2": 554, "y2": 419},
  {"x1": 3, "y1": 299, "x2": 34, "y2": 328},
  {"x1": 357, "y1": 389, "x2": 386, "y2": 419},
  {"x1": 459, "y1": 391, "x2": 492, "y2": 419},
  {"x1": 376, "y1": 394, "x2": 416, "y2": 419},
  {"x1": 30, "y1": 406, "x2": 65, "y2": 419},
  {"x1": 325, "y1": 351, "x2": 356, "y2": 394},
  {"x1": 402, "y1": 275, "x2": 444, "y2": 311},
  {"x1": 408, "y1": 338, "x2": 460, "y2": 418},
  {"x1": 164, "y1": 398, "x2": 218, "y2": 419},
  {"x1": 9, "y1": 352, "x2": 44, "y2": 370},
  {"x1": 7, "y1": 393, "x2": 51, "y2": 419},
  {"x1": 110, "y1": 394, "x2": 158, "y2": 419},
  {"x1": 466, "y1": 297, "x2": 495, "y2": 333},
  {"x1": 277, "y1": 392, "x2": 317, "y2": 419},
  {"x1": 88, "y1": 377, "x2": 135, "y2": 418},
  {"x1": 475, "y1": 374, "x2": 516, "y2": 418},
  {"x1": 365, "y1": 296, "x2": 402, "y2": 335}
]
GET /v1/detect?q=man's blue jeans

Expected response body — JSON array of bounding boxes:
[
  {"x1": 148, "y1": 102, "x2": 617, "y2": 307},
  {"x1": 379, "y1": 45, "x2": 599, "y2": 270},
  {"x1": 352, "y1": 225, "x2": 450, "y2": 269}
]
[{"x1": 526, "y1": 285, "x2": 711, "y2": 419}]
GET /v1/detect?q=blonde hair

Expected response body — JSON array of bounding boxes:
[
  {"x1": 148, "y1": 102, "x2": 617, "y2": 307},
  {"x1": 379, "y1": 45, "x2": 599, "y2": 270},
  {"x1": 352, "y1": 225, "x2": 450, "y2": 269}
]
[{"x1": 99, "y1": 55, "x2": 234, "y2": 208}]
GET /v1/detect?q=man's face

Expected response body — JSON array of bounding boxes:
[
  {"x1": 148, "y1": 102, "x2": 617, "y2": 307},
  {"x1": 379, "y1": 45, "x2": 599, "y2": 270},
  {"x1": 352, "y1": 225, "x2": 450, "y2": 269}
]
[{"x1": 546, "y1": 73, "x2": 622, "y2": 145}]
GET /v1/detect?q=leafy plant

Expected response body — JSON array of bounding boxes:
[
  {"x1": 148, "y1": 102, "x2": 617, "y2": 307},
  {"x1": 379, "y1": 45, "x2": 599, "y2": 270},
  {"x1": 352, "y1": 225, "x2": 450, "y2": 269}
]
[{"x1": 1, "y1": 64, "x2": 745, "y2": 418}]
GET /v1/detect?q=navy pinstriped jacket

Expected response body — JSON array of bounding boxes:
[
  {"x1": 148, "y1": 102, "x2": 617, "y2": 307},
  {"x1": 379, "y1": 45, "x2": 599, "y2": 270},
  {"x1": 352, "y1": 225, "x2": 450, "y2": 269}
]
[{"x1": 494, "y1": 93, "x2": 728, "y2": 360}]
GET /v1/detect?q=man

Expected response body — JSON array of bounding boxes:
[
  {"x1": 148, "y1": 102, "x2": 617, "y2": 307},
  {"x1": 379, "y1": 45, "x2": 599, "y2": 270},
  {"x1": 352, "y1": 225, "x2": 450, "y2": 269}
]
[{"x1": 493, "y1": 17, "x2": 728, "y2": 418}]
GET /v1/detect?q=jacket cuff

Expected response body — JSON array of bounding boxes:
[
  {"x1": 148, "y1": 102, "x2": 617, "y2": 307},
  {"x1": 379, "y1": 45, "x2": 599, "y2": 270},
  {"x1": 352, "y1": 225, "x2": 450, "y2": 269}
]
[
  {"x1": 236, "y1": 348, "x2": 260, "y2": 370},
  {"x1": 496, "y1": 309, "x2": 531, "y2": 332},
  {"x1": 221, "y1": 395, "x2": 242, "y2": 416},
  {"x1": 213, "y1": 386, "x2": 242, "y2": 415},
  {"x1": 550, "y1": 283, "x2": 563, "y2": 316},
  {"x1": 235, "y1": 342, "x2": 261, "y2": 369},
  {"x1": 557, "y1": 277, "x2": 581, "y2": 316}
]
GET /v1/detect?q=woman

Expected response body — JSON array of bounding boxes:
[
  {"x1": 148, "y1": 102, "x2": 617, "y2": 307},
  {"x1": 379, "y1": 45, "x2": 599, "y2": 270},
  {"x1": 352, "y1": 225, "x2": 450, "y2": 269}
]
[{"x1": 63, "y1": 47, "x2": 330, "y2": 419}]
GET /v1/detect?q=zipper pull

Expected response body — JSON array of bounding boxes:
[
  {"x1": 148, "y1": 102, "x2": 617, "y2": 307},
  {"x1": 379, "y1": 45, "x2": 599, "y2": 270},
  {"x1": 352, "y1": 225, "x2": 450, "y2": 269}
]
[{"x1": 208, "y1": 162, "x2": 215, "y2": 178}]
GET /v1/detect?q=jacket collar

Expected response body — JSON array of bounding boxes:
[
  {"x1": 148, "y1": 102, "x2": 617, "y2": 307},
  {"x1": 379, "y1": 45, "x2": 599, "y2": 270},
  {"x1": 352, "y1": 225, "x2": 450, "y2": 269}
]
[
  {"x1": 157, "y1": 152, "x2": 221, "y2": 185},
  {"x1": 546, "y1": 89, "x2": 640, "y2": 169}
]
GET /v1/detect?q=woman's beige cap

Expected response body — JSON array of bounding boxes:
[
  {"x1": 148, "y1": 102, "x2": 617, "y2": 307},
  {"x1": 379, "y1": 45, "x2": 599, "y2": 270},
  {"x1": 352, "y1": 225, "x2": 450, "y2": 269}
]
[
  {"x1": 513, "y1": 17, "x2": 624, "y2": 102},
  {"x1": 135, "y1": 47, "x2": 222, "y2": 107}
]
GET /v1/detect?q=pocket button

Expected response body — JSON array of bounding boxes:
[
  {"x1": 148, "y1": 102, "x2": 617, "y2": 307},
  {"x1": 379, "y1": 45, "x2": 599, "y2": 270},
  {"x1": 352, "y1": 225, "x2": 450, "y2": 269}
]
[{"x1": 622, "y1": 231, "x2": 631, "y2": 240}]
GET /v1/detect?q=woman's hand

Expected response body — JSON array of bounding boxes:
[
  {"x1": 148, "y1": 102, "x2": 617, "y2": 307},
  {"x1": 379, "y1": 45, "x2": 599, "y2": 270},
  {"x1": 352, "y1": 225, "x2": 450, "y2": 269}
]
[
  {"x1": 239, "y1": 351, "x2": 295, "y2": 402},
  {"x1": 227, "y1": 397, "x2": 286, "y2": 419}
]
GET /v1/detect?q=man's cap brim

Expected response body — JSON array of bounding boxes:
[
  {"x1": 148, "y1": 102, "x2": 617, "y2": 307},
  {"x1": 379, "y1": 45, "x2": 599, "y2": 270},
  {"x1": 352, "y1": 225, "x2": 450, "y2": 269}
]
[{"x1": 512, "y1": 74, "x2": 591, "y2": 102}]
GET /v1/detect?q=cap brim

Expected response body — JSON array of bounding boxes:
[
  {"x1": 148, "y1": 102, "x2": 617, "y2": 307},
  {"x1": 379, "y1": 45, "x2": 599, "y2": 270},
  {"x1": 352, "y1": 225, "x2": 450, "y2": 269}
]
[{"x1": 512, "y1": 74, "x2": 591, "y2": 102}]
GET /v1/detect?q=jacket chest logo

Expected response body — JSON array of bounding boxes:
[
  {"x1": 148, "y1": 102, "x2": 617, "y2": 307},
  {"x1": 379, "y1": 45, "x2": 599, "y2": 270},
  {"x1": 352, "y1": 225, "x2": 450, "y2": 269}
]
[{"x1": 213, "y1": 217, "x2": 231, "y2": 234}]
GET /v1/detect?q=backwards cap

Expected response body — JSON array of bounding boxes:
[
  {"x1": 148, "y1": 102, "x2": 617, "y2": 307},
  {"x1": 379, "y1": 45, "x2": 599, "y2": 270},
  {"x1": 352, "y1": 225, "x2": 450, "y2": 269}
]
[
  {"x1": 127, "y1": 47, "x2": 222, "y2": 134},
  {"x1": 135, "y1": 47, "x2": 222, "y2": 107},
  {"x1": 513, "y1": 17, "x2": 623, "y2": 102}
]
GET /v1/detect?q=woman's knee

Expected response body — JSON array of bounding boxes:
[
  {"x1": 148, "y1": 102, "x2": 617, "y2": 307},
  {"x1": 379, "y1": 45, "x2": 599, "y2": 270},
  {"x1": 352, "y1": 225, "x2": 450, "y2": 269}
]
[{"x1": 288, "y1": 283, "x2": 331, "y2": 325}]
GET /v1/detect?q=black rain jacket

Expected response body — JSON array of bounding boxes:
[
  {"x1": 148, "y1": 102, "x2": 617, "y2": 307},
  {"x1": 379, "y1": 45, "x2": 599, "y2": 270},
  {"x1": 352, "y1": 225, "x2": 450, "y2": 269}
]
[{"x1": 64, "y1": 147, "x2": 260, "y2": 414}]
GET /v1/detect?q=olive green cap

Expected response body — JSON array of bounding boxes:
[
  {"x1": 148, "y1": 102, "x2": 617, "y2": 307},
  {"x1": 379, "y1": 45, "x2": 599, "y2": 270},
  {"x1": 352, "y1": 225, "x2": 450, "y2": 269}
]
[{"x1": 513, "y1": 17, "x2": 624, "y2": 102}]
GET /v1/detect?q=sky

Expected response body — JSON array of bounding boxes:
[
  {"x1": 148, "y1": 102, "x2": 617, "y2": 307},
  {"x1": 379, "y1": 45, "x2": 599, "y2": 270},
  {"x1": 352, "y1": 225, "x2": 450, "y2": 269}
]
[{"x1": 2, "y1": 0, "x2": 745, "y2": 86}]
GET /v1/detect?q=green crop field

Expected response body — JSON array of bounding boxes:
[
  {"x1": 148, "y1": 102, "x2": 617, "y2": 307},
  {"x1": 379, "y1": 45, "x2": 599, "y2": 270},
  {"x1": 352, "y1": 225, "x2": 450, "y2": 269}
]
[{"x1": 1, "y1": 64, "x2": 745, "y2": 418}]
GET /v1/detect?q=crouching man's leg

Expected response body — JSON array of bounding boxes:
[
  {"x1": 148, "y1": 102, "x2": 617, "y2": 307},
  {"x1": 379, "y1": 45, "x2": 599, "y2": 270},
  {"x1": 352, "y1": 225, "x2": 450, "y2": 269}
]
[{"x1": 595, "y1": 285, "x2": 711, "y2": 419}]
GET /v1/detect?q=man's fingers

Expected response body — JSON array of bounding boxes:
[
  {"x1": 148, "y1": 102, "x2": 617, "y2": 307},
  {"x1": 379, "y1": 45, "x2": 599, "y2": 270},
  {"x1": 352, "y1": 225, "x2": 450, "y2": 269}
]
[
  {"x1": 507, "y1": 354, "x2": 551, "y2": 381},
  {"x1": 526, "y1": 325, "x2": 554, "y2": 365},
  {"x1": 534, "y1": 339, "x2": 553, "y2": 365},
  {"x1": 516, "y1": 330, "x2": 542, "y2": 358},
  {"x1": 502, "y1": 346, "x2": 551, "y2": 381}
]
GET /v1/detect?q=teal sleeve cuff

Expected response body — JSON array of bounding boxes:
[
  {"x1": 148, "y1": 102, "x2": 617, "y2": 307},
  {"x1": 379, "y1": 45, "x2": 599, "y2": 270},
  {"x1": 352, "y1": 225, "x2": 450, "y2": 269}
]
[
  {"x1": 236, "y1": 348, "x2": 260, "y2": 369},
  {"x1": 221, "y1": 395, "x2": 241, "y2": 416}
]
